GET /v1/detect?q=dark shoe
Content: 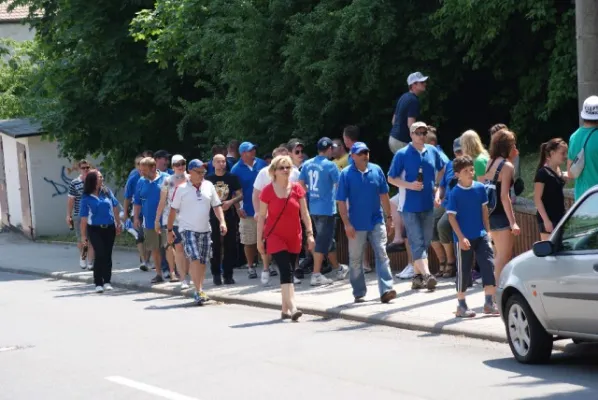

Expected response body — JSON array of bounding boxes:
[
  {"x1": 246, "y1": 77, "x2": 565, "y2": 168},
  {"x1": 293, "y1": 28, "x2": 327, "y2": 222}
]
[
  {"x1": 411, "y1": 274, "x2": 425, "y2": 290},
  {"x1": 381, "y1": 289, "x2": 397, "y2": 304},
  {"x1": 140, "y1": 264, "x2": 149, "y2": 272},
  {"x1": 443, "y1": 263, "x2": 456, "y2": 278},
  {"x1": 269, "y1": 267, "x2": 278, "y2": 277},
  {"x1": 151, "y1": 275, "x2": 165, "y2": 284},
  {"x1": 386, "y1": 242, "x2": 406, "y2": 253},
  {"x1": 248, "y1": 267, "x2": 258, "y2": 279},
  {"x1": 291, "y1": 310, "x2": 303, "y2": 322},
  {"x1": 435, "y1": 262, "x2": 446, "y2": 278},
  {"x1": 281, "y1": 312, "x2": 292, "y2": 320},
  {"x1": 320, "y1": 261, "x2": 333, "y2": 275},
  {"x1": 424, "y1": 274, "x2": 437, "y2": 291},
  {"x1": 354, "y1": 296, "x2": 366, "y2": 303},
  {"x1": 223, "y1": 277, "x2": 236, "y2": 285},
  {"x1": 294, "y1": 268, "x2": 305, "y2": 279},
  {"x1": 213, "y1": 275, "x2": 222, "y2": 286}
]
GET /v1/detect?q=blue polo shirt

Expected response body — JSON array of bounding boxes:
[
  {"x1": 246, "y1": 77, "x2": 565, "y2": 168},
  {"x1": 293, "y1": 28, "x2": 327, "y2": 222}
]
[
  {"x1": 300, "y1": 155, "x2": 340, "y2": 216},
  {"x1": 336, "y1": 163, "x2": 389, "y2": 231},
  {"x1": 439, "y1": 160, "x2": 456, "y2": 208},
  {"x1": 436, "y1": 145, "x2": 450, "y2": 164},
  {"x1": 134, "y1": 172, "x2": 168, "y2": 229},
  {"x1": 124, "y1": 169, "x2": 140, "y2": 200},
  {"x1": 79, "y1": 189, "x2": 119, "y2": 226},
  {"x1": 446, "y1": 181, "x2": 488, "y2": 240},
  {"x1": 388, "y1": 143, "x2": 445, "y2": 213},
  {"x1": 231, "y1": 158, "x2": 267, "y2": 216}
]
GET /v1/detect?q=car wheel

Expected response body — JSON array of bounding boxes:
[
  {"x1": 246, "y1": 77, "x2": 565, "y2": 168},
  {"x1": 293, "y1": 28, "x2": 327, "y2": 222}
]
[{"x1": 505, "y1": 294, "x2": 553, "y2": 364}]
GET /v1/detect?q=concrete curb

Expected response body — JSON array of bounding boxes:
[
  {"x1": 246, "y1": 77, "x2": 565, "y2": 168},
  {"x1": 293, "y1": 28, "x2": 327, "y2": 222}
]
[{"x1": 1, "y1": 265, "x2": 567, "y2": 350}]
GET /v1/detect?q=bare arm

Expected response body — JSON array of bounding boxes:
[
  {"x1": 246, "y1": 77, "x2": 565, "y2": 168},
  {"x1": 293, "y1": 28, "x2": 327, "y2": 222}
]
[
  {"x1": 380, "y1": 193, "x2": 392, "y2": 219},
  {"x1": 447, "y1": 213, "x2": 466, "y2": 242},
  {"x1": 113, "y1": 207, "x2": 121, "y2": 228},
  {"x1": 482, "y1": 204, "x2": 491, "y2": 235},
  {"x1": 252, "y1": 188, "x2": 261, "y2": 218},
  {"x1": 388, "y1": 175, "x2": 414, "y2": 189},
  {"x1": 123, "y1": 199, "x2": 131, "y2": 218},
  {"x1": 407, "y1": 117, "x2": 416, "y2": 128},
  {"x1": 499, "y1": 163, "x2": 517, "y2": 227},
  {"x1": 256, "y1": 201, "x2": 267, "y2": 244},
  {"x1": 299, "y1": 197, "x2": 313, "y2": 235},
  {"x1": 166, "y1": 207, "x2": 177, "y2": 231},
  {"x1": 213, "y1": 204, "x2": 225, "y2": 226},
  {"x1": 67, "y1": 197, "x2": 74, "y2": 218},
  {"x1": 155, "y1": 189, "x2": 168, "y2": 227},
  {"x1": 435, "y1": 166, "x2": 445, "y2": 187},
  {"x1": 337, "y1": 201, "x2": 350, "y2": 228},
  {"x1": 567, "y1": 159, "x2": 573, "y2": 179}
]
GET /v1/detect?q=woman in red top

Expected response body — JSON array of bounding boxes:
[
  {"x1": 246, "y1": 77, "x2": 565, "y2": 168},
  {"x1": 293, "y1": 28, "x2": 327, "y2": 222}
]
[{"x1": 257, "y1": 155, "x2": 315, "y2": 321}]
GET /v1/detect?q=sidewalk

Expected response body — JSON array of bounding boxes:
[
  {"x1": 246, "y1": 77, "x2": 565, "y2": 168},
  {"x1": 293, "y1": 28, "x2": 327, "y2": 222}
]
[{"x1": 0, "y1": 232, "x2": 508, "y2": 343}]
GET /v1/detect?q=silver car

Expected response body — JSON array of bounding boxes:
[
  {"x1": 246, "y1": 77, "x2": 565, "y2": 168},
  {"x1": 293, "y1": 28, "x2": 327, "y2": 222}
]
[{"x1": 497, "y1": 186, "x2": 598, "y2": 364}]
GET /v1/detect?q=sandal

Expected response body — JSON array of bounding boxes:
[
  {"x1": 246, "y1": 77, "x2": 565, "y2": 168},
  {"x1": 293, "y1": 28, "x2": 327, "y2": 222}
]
[
  {"x1": 443, "y1": 263, "x2": 456, "y2": 278},
  {"x1": 435, "y1": 261, "x2": 446, "y2": 278}
]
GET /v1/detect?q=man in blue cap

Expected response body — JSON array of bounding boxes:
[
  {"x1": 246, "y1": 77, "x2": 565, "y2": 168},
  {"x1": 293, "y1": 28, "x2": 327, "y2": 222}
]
[
  {"x1": 300, "y1": 137, "x2": 349, "y2": 286},
  {"x1": 231, "y1": 142, "x2": 267, "y2": 279},
  {"x1": 336, "y1": 142, "x2": 397, "y2": 303}
]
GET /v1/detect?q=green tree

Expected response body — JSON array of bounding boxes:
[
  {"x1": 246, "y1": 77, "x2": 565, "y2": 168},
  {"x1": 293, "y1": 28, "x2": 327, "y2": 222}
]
[{"x1": 0, "y1": 39, "x2": 38, "y2": 119}]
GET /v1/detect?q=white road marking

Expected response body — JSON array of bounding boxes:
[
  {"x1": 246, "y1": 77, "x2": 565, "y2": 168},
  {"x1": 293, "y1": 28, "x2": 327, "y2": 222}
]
[
  {"x1": 0, "y1": 346, "x2": 18, "y2": 352},
  {"x1": 105, "y1": 376, "x2": 200, "y2": 400}
]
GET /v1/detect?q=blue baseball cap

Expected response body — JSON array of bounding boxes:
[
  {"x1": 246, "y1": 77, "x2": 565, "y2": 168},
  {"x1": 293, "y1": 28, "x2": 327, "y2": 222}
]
[
  {"x1": 188, "y1": 159, "x2": 205, "y2": 171},
  {"x1": 350, "y1": 142, "x2": 370, "y2": 155},
  {"x1": 239, "y1": 142, "x2": 257, "y2": 153},
  {"x1": 317, "y1": 137, "x2": 333, "y2": 151},
  {"x1": 453, "y1": 138, "x2": 462, "y2": 153}
]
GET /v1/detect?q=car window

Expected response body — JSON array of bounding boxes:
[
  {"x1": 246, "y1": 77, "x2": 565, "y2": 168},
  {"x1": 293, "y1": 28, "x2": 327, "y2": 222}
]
[{"x1": 560, "y1": 192, "x2": 598, "y2": 252}]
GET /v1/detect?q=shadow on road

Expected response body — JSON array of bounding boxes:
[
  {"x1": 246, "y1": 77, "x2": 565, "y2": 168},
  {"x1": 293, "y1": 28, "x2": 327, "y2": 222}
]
[{"x1": 484, "y1": 344, "x2": 598, "y2": 399}]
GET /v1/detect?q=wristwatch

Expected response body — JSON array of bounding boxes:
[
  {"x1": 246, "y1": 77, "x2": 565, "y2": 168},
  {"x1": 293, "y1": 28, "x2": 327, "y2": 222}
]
[{"x1": 167, "y1": 229, "x2": 173, "y2": 233}]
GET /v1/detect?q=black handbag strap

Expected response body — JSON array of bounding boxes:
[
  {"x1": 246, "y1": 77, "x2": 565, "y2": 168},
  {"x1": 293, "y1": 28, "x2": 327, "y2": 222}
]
[{"x1": 264, "y1": 188, "x2": 292, "y2": 241}]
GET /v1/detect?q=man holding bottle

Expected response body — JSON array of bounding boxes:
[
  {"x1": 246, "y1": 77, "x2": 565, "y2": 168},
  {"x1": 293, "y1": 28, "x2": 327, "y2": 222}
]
[{"x1": 387, "y1": 122, "x2": 446, "y2": 291}]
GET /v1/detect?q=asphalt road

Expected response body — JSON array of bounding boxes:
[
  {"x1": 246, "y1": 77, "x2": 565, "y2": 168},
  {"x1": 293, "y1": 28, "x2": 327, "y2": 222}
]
[{"x1": 1, "y1": 272, "x2": 597, "y2": 400}]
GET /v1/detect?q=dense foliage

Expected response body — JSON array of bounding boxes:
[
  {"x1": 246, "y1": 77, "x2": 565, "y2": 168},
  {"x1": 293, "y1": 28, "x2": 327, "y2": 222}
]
[{"x1": 1, "y1": 0, "x2": 580, "y2": 176}]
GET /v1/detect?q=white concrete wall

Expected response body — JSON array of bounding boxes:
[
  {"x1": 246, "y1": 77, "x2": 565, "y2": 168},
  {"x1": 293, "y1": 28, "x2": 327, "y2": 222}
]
[
  {"x1": 0, "y1": 22, "x2": 35, "y2": 42},
  {"x1": 1, "y1": 134, "x2": 23, "y2": 227},
  {"x1": 25, "y1": 136, "x2": 122, "y2": 237}
]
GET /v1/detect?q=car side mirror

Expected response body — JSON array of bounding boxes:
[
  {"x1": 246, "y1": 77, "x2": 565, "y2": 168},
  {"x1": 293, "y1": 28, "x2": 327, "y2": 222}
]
[{"x1": 533, "y1": 240, "x2": 555, "y2": 257}]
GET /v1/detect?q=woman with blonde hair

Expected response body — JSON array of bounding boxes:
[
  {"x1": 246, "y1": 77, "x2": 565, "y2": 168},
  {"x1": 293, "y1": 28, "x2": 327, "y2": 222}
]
[
  {"x1": 460, "y1": 130, "x2": 490, "y2": 181},
  {"x1": 257, "y1": 155, "x2": 315, "y2": 321}
]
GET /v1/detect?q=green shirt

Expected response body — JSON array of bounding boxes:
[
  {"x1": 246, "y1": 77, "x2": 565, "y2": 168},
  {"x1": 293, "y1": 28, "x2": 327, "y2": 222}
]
[
  {"x1": 473, "y1": 153, "x2": 489, "y2": 180},
  {"x1": 568, "y1": 126, "x2": 598, "y2": 200}
]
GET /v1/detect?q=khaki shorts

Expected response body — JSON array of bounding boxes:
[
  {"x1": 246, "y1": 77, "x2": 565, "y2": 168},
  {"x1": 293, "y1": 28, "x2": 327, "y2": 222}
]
[
  {"x1": 144, "y1": 228, "x2": 163, "y2": 251},
  {"x1": 239, "y1": 217, "x2": 257, "y2": 245},
  {"x1": 389, "y1": 136, "x2": 408, "y2": 154}
]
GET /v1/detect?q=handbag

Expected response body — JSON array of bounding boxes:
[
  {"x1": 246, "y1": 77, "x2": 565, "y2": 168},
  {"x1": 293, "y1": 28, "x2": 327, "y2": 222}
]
[{"x1": 569, "y1": 128, "x2": 598, "y2": 179}]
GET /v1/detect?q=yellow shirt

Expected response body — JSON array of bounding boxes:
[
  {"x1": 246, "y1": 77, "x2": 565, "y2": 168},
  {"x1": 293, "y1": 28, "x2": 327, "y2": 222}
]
[{"x1": 334, "y1": 154, "x2": 348, "y2": 170}]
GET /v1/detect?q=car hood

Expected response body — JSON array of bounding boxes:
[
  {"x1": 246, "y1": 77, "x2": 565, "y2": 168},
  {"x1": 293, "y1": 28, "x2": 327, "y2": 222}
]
[{"x1": 499, "y1": 250, "x2": 535, "y2": 288}]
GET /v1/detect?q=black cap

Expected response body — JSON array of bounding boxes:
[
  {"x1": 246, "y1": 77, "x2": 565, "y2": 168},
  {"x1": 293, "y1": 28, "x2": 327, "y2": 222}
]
[{"x1": 154, "y1": 149, "x2": 170, "y2": 159}]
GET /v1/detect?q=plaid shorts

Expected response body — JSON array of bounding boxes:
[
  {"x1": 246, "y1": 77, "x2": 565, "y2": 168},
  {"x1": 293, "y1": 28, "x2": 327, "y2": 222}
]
[{"x1": 182, "y1": 230, "x2": 212, "y2": 264}]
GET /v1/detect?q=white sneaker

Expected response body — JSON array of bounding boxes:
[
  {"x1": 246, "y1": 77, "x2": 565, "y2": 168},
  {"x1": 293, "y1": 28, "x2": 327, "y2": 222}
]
[
  {"x1": 79, "y1": 259, "x2": 86, "y2": 269},
  {"x1": 335, "y1": 264, "x2": 349, "y2": 280},
  {"x1": 261, "y1": 270, "x2": 270, "y2": 285},
  {"x1": 396, "y1": 264, "x2": 414, "y2": 280},
  {"x1": 87, "y1": 263, "x2": 94, "y2": 271},
  {"x1": 310, "y1": 274, "x2": 333, "y2": 286},
  {"x1": 95, "y1": 286, "x2": 104, "y2": 293},
  {"x1": 293, "y1": 276, "x2": 302, "y2": 284},
  {"x1": 104, "y1": 283, "x2": 113, "y2": 291},
  {"x1": 180, "y1": 280, "x2": 190, "y2": 290}
]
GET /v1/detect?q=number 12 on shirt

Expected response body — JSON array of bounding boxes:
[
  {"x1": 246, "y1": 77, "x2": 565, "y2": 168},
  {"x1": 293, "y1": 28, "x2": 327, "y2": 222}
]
[{"x1": 308, "y1": 170, "x2": 319, "y2": 192}]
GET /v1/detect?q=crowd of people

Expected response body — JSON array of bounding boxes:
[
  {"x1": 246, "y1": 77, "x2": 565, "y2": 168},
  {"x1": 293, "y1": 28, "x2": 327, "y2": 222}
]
[{"x1": 65, "y1": 70, "x2": 598, "y2": 320}]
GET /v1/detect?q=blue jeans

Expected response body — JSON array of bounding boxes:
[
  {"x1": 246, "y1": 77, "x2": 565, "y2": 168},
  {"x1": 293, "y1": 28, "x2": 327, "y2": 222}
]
[
  {"x1": 347, "y1": 223, "x2": 394, "y2": 298},
  {"x1": 402, "y1": 210, "x2": 434, "y2": 261}
]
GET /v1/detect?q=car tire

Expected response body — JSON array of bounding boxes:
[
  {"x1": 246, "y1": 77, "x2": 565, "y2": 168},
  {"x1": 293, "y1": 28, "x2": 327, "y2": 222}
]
[{"x1": 505, "y1": 294, "x2": 553, "y2": 364}]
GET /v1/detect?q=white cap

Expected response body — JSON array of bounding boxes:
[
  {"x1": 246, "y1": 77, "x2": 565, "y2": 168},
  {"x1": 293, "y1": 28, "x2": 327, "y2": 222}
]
[
  {"x1": 410, "y1": 121, "x2": 428, "y2": 133},
  {"x1": 581, "y1": 96, "x2": 598, "y2": 121},
  {"x1": 407, "y1": 72, "x2": 429, "y2": 86},
  {"x1": 171, "y1": 154, "x2": 185, "y2": 164}
]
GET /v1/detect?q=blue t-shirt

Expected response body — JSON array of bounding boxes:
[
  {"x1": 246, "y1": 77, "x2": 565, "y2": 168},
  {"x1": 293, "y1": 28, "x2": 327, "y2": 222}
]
[
  {"x1": 124, "y1": 169, "x2": 140, "y2": 200},
  {"x1": 446, "y1": 181, "x2": 488, "y2": 240},
  {"x1": 389, "y1": 92, "x2": 420, "y2": 143},
  {"x1": 336, "y1": 163, "x2": 389, "y2": 231},
  {"x1": 436, "y1": 145, "x2": 450, "y2": 164},
  {"x1": 438, "y1": 160, "x2": 456, "y2": 208},
  {"x1": 299, "y1": 155, "x2": 340, "y2": 216},
  {"x1": 79, "y1": 189, "x2": 119, "y2": 226},
  {"x1": 388, "y1": 143, "x2": 445, "y2": 213},
  {"x1": 231, "y1": 158, "x2": 267, "y2": 217},
  {"x1": 134, "y1": 172, "x2": 168, "y2": 229}
]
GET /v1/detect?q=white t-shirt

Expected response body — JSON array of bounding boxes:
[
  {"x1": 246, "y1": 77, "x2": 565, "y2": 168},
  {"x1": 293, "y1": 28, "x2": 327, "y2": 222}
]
[
  {"x1": 161, "y1": 173, "x2": 189, "y2": 226},
  {"x1": 171, "y1": 180, "x2": 222, "y2": 233},
  {"x1": 253, "y1": 166, "x2": 300, "y2": 191}
]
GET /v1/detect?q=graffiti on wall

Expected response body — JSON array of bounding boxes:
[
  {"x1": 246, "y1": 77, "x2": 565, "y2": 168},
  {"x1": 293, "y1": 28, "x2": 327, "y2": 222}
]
[{"x1": 43, "y1": 165, "x2": 120, "y2": 198}]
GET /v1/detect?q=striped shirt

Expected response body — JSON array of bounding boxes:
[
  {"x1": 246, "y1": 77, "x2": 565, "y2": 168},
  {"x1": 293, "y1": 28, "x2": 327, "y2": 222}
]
[{"x1": 68, "y1": 177, "x2": 84, "y2": 216}]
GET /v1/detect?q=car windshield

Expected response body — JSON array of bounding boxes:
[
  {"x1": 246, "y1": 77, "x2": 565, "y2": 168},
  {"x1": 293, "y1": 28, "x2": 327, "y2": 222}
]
[{"x1": 560, "y1": 192, "x2": 598, "y2": 251}]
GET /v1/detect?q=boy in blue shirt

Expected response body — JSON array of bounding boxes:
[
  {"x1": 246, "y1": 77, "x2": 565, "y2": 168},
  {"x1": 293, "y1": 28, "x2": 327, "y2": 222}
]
[
  {"x1": 300, "y1": 137, "x2": 348, "y2": 286},
  {"x1": 446, "y1": 156, "x2": 498, "y2": 318}
]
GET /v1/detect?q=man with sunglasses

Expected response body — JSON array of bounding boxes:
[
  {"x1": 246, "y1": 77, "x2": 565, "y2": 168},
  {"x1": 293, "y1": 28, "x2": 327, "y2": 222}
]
[
  {"x1": 156, "y1": 154, "x2": 190, "y2": 288},
  {"x1": 287, "y1": 139, "x2": 305, "y2": 170},
  {"x1": 207, "y1": 154, "x2": 243, "y2": 285},
  {"x1": 336, "y1": 142, "x2": 396, "y2": 303},
  {"x1": 67, "y1": 159, "x2": 95, "y2": 269},
  {"x1": 231, "y1": 142, "x2": 267, "y2": 279},
  {"x1": 167, "y1": 159, "x2": 227, "y2": 305},
  {"x1": 388, "y1": 122, "x2": 446, "y2": 291}
]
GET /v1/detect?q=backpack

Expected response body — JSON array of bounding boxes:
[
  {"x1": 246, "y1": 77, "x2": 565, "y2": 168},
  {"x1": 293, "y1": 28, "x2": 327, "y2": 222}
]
[{"x1": 484, "y1": 159, "x2": 506, "y2": 215}]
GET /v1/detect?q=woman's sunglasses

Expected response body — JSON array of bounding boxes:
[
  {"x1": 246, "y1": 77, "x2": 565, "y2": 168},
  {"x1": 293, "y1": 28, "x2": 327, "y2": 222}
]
[{"x1": 277, "y1": 166, "x2": 292, "y2": 171}]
